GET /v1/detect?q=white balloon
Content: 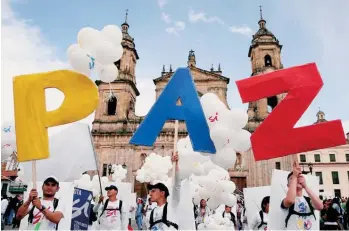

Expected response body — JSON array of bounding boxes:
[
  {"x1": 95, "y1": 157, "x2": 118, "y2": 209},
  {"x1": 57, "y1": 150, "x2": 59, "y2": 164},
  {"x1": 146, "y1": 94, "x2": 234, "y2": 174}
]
[
  {"x1": 67, "y1": 48, "x2": 91, "y2": 76},
  {"x1": 210, "y1": 147, "x2": 236, "y2": 170},
  {"x1": 95, "y1": 42, "x2": 123, "y2": 65},
  {"x1": 209, "y1": 125, "x2": 230, "y2": 150},
  {"x1": 220, "y1": 108, "x2": 248, "y2": 130},
  {"x1": 77, "y1": 27, "x2": 103, "y2": 57},
  {"x1": 67, "y1": 44, "x2": 81, "y2": 58},
  {"x1": 207, "y1": 197, "x2": 220, "y2": 210},
  {"x1": 234, "y1": 130, "x2": 252, "y2": 153},
  {"x1": 219, "y1": 181, "x2": 236, "y2": 194},
  {"x1": 97, "y1": 63, "x2": 119, "y2": 83},
  {"x1": 225, "y1": 194, "x2": 237, "y2": 207},
  {"x1": 101, "y1": 25, "x2": 123, "y2": 46}
]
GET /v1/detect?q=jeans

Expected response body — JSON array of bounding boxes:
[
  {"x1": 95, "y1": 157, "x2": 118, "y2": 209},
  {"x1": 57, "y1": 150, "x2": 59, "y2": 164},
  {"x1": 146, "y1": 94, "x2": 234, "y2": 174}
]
[
  {"x1": 6, "y1": 209, "x2": 15, "y2": 225},
  {"x1": 136, "y1": 215, "x2": 143, "y2": 230}
]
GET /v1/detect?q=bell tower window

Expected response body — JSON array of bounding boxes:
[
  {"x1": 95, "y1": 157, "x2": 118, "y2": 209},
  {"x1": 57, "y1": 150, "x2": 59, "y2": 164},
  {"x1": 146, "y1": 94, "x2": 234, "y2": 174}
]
[
  {"x1": 107, "y1": 96, "x2": 117, "y2": 116},
  {"x1": 264, "y1": 54, "x2": 272, "y2": 67}
]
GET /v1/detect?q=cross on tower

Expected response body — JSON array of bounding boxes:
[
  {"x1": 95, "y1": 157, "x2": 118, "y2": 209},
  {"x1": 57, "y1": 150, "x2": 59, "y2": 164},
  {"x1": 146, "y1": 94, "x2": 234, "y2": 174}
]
[
  {"x1": 125, "y1": 9, "x2": 129, "y2": 23},
  {"x1": 259, "y1": 5, "x2": 263, "y2": 20}
]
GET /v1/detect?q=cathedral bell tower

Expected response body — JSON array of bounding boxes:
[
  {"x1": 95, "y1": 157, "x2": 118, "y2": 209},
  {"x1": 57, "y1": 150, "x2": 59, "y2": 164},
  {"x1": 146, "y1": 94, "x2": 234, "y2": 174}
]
[
  {"x1": 246, "y1": 6, "x2": 285, "y2": 132},
  {"x1": 93, "y1": 10, "x2": 140, "y2": 134}
]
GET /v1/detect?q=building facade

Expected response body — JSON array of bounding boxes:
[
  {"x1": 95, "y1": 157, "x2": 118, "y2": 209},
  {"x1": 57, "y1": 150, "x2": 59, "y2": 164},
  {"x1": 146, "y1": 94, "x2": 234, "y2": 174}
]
[
  {"x1": 92, "y1": 12, "x2": 310, "y2": 196},
  {"x1": 297, "y1": 111, "x2": 349, "y2": 199}
]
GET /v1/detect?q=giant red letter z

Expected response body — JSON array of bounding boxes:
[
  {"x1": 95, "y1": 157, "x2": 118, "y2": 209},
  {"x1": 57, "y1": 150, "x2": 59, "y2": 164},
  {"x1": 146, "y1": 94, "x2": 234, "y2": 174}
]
[{"x1": 236, "y1": 63, "x2": 346, "y2": 161}]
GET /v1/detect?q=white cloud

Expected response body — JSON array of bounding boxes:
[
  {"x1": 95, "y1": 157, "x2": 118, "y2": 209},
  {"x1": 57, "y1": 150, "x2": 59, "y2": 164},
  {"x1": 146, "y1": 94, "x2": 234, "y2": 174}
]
[
  {"x1": 1, "y1": 0, "x2": 94, "y2": 135},
  {"x1": 229, "y1": 25, "x2": 253, "y2": 36},
  {"x1": 175, "y1": 21, "x2": 186, "y2": 30},
  {"x1": 165, "y1": 21, "x2": 185, "y2": 36},
  {"x1": 161, "y1": 12, "x2": 171, "y2": 24},
  {"x1": 157, "y1": 0, "x2": 167, "y2": 9},
  {"x1": 342, "y1": 120, "x2": 349, "y2": 135},
  {"x1": 135, "y1": 79, "x2": 156, "y2": 116},
  {"x1": 165, "y1": 27, "x2": 178, "y2": 36},
  {"x1": 188, "y1": 9, "x2": 225, "y2": 25}
]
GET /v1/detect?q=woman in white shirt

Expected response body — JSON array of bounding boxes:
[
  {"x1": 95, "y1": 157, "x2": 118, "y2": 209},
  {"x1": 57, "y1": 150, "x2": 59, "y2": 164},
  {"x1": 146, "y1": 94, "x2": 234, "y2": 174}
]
[
  {"x1": 195, "y1": 199, "x2": 211, "y2": 228},
  {"x1": 249, "y1": 196, "x2": 269, "y2": 230}
]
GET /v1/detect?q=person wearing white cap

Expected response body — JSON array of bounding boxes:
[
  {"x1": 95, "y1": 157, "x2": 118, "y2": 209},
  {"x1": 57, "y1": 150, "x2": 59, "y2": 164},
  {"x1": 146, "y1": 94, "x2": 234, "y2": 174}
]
[
  {"x1": 16, "y1": 176, "x2": 64, "y2": 230},
  {"x1": 94, "y1": 184, "x2": 125, "y2": 230}
]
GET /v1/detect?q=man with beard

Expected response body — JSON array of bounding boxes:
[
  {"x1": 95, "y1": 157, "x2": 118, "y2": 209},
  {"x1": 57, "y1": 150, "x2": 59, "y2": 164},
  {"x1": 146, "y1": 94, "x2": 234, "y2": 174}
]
[{"x1": 16, "y1": 176, "x2": 64, "y2": 230}]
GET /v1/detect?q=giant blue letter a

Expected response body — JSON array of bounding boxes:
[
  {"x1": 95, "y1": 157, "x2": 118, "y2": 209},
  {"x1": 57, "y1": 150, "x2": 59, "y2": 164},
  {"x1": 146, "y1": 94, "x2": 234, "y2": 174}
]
[{"x1": 130, "y1": 68, "x2": 216, "y2": 154}]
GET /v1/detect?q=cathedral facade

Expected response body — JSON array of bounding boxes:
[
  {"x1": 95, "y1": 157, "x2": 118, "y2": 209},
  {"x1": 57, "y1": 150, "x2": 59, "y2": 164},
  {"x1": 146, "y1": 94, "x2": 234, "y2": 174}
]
[{"x1": 92, "y1": 13, "x2": 294, "y2": 197}]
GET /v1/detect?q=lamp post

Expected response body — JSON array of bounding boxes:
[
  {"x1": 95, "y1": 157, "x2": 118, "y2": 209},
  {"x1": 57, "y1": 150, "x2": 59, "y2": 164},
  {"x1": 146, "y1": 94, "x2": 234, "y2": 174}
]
[
  {"x1": 108, "y1": 164, "x2": 114, "y2": 176},
  {"x1": 308, "y1": 163, "x2": 313, "y2": 175}
]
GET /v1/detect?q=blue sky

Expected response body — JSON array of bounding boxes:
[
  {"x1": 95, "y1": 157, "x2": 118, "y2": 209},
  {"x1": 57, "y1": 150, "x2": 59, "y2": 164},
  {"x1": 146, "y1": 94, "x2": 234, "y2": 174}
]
[{"x1": 2, "y1": 0, "x2": 349, "y2": 133}]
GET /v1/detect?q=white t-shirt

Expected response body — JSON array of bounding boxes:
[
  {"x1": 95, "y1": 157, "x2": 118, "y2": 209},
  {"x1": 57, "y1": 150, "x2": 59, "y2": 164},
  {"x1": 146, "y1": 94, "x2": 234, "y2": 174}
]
[
  {"x1": 223, "y1": 212, "x2": 236, "y2": 228},
  {"x1": 96, "y1": 200, "x2": 123, "y2": 230},
  {"x1": 249, "y1": 211, "x2": 268, "y2": 230},
  {"x1": 1, "y1": 199, "x2": 9, "y2": 214},
  {"x1": 195, "y1": 207, "x2": 211, "y2": 224},
  {"x1": 27, "y1": 199, "x2": 64, "y2": 230},
  {"x1": 150, "y1": 203, "x2": 179, "y2": 231},
  {"x1": 148, "y1": 174, "x2": 181, "y2": 230},
  {"x1": 281, "y1": 196, "x2": 316, "y2": 230}
]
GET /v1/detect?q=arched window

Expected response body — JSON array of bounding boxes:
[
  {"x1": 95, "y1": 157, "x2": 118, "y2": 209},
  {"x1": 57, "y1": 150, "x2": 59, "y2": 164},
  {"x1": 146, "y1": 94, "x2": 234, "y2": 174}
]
[
  {"x1": 264, "y1": 54, "x2": 272, "y2": 67},
  {"x1": 107, "y1": 96, "x2": 117, "y2": 115}
]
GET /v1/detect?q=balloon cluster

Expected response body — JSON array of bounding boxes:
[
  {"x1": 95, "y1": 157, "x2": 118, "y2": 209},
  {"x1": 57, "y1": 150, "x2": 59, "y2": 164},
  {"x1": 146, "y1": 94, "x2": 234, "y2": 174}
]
[
  {"x1": 201, "y1": 93, "x2": 251, "y2": 169},
  {"x1": 74, "y1": 174, "x2": 109, "y2": 197},
  {"x1": 111, "y1": 164, "x2": 127, "y2": 182},
  {"x1": 67, "y1": 25, "x2": 123, "y2": 83},
  {"x1": 136, "y1": 153, "x2": 173, "y2": 184},
  {"x1": 190, "y1": 169, "x2": 237, "y2": 210},
  {"x1": 1, "y1": 122, "x2": 17, "y2": 160},
  {"x1": 197, "y1": 213, "x2": 232, "y2": 230}
]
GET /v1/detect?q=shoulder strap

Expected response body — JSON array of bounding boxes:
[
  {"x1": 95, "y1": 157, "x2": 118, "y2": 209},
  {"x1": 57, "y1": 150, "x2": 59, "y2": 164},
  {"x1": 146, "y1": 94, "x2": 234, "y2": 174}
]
[
  {"x1": 119, "y1": 200, "x2": 123, "y2": 212},
  {"x1": 149, "y1": 203, "x2": 179, "y2": 230},
  {"x1": 230, "y1": 212, "x2": 236, "y2": 227},
  {"x1": 149, "y1": 208, "x2": 155, "y2": 227},
  {"x1": 99, "y1": 199, "x2": 109, "y2": 218},
  {"x1": 28, "y1": 197, "x2": 41, "y2": 223},
  {"x1": 304, "y1": 196, "x2": 316, "y2": 220},
  {"x1": 53, "y1": 198, "x2": 59, "y2": 211},
  {"x1": 285, "y1": 203, "x2": 295, "y2": 228},
  {"x1": 258, "y1": 210, "x2": 266, "y2": 229}
]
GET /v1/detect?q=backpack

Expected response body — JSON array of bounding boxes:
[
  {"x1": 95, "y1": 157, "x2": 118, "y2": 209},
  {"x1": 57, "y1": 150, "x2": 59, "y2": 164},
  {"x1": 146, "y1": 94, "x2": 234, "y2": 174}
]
[
  {"x1": 257, "y1": 210, "x2": 267, "y2": 229},
  {"x1": 89, "y1": 205, "x2": 97, "y2": 224},
  {"x1": 285, "y1": 196, "x2": 316, "y2": 228},
  {"x1": 222, "y1": 212, "x2": 236, "y2": 227},
  {"x1": 149, "y1": 203, "x2": 179, "y2": 230},
  {"x1": 28, "y1": 198, "x2": 59, "y2": 230},
  {"x1": 99, "y1": 199, "x2": 123, "y2": 224}
]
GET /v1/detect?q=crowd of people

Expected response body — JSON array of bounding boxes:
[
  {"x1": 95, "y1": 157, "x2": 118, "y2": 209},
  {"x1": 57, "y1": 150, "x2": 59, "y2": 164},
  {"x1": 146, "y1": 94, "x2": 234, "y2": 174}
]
[
  {"x1": 320, "y1": 197, "x2": 348, "y2": 230},
  {"x1": 1, "y1": 194, "x2": 23, "y2": 230},
  {"x1": 1, "y1": 155, "x2": 349, "y2": 230}
]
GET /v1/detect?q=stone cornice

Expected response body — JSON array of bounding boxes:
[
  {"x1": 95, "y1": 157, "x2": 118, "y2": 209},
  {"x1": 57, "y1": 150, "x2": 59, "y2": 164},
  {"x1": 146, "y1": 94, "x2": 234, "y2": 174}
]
[
  {"x1": 153, "y1": 66, "x2": 230, "y2": 84},
  {"x1": 95, "y1": 79, "x2": 140, "y2": 96}
]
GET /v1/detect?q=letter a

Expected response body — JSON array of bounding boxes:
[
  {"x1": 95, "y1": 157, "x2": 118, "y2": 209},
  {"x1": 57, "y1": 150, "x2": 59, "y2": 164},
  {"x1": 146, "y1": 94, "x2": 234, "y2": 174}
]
[
  {"x1": 130, "y1": 68, "x2": 216, "y2": 153},
  {"x1": 13, "y1": 70, "x2": 99, "y2": 162}
]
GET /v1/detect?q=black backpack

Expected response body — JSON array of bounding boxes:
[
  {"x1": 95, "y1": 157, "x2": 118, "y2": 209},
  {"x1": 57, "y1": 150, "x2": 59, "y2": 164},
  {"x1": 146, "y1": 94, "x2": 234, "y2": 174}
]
[
  {"x1": 28, "y1": 198, "x2": 59, "y2": 230},
  {"x1": 222, "y1": 212, "x2": 236, "y2": 227},
  {"x1": 257, "y1": 210, "x2": 267, "y2": 229},
  {"x1": 285, "y1": 196, "x2": 316, "y2": 228},
  {"x1": 149, "y1": 203, "x2": 179, "y2": 230},
  {"x1": 99, "y1": 199, "x2": 123, "y2": 224}
]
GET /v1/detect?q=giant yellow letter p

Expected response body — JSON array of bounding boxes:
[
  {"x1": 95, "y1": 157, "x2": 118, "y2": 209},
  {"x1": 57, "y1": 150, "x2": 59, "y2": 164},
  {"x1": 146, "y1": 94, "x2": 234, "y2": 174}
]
[{"x1": 13, "y1": 70, "x2": 99, "y2": 162}]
